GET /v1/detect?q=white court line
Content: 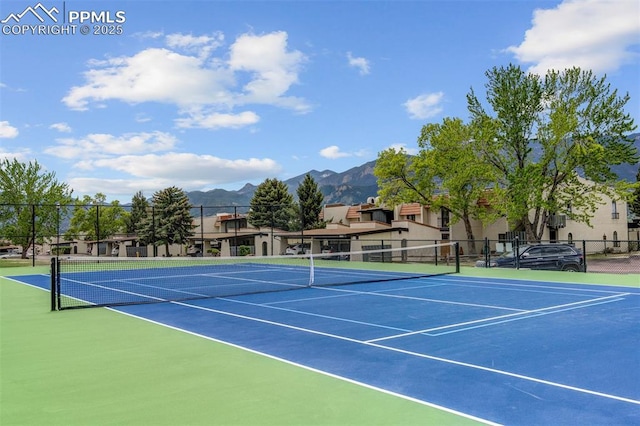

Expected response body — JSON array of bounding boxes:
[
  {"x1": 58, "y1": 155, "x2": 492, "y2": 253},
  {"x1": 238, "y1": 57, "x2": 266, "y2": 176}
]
[
  {"x1": 305, "y1": 284, "x2": 525, "y2": 312},
  {"x1": 264, "y1": 282, "x2": 451, "y2": 306},
  {"x1": 173, "y1": 299, "x2": 640, "y2": 407},
  {"x1": 430, "y1": 275, "x2": 639, "y2": 295},
  {"x1": 221, "y1": 297, "x2": 413, "y2": 333},
  {"x1": 61, "y1": 277, "x2": 169, "y2": 301},
  {"x1": 111, "y1": 306, "x2": 501, "y2": 426},
  {"x1": 366, "y1": 293, "x2": 629, "y2": 342}
]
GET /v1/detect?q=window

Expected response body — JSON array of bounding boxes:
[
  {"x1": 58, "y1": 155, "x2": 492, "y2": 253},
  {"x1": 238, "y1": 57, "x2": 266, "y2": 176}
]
[
  {"x1": 613, "y1": 231, "x2": 620, "y2": 248},
  {"x1": 612, "y1": 201, "x2": 619, "y2": 219},
  {"x1": 440, "y1": 207, "x2": 450, "y2": 228},
  {"x1": 567, "y1": 233, "x2": 573, "y2": 244},
  {"x1": 526, "y1": 247, "x2": 543, "y2": 257}
]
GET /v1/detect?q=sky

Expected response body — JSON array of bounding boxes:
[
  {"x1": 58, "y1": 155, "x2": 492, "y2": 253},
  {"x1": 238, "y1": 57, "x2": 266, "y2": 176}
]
[{"x1": 1, "y1": 0, "x2": 639, "y2": 203}]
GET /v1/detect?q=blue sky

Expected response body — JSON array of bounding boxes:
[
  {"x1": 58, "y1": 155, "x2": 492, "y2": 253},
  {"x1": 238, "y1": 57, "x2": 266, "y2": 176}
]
[{"x1": 1, "y1": 0, "x2": 639, "y2": 202}]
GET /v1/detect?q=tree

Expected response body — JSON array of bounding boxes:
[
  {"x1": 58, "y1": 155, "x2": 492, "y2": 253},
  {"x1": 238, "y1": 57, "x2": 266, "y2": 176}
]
[
  {"x1": 125, "y1": 191, "x2": 149, "y2": 239},
  {"x1": 631, "y1": 167, "x2": 640, "y2": 217},
  {"x1": 296, "y1": 174, "x2": 325, "y2": 230},
  {"x1": 138, "y1": 186, "x2": 194, "y2": 256},
  {"x1": 374, "y1": 148, "x2": 434, "y2": 206},
  {"x1": 417, "y1": 118, "x2": 499, "y2": 254},
  {"x1": 0, "y1": 158, "x2": 73, "y2": 258},
  {"x1": 64, "y1": 193, "x2": 128, "y2": 242},
  {"x1": 248, "y1": 178, "x2": 295, "y2": 231},
  {"x1": 374, "y1": 118, "x2": 497, "y2": 254},
  {"x1": 467, "y1": 64, "x2": 638, "y2": 241}
]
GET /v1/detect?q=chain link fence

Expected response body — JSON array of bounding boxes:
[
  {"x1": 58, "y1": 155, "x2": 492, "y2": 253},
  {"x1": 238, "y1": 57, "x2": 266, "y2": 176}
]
[{"x1": 1, "y1": 203, "x2": 638, "y2": 274}]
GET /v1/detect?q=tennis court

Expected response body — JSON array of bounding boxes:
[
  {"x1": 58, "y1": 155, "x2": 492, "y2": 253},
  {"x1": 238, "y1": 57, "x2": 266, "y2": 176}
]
[{"x1": 6, "y1": 248, "x2": 640, "y2": 425}]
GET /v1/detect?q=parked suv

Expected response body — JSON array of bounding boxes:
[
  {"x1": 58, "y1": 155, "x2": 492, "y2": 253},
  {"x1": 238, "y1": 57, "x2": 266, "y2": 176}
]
[{"x1": 475, "y1": 243, "x2": 584, "y2": 272}]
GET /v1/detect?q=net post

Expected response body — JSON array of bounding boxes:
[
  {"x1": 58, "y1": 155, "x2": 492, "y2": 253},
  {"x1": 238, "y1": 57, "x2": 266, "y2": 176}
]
[
  {"x1": 308, "y1": 253, "x2": 315, "y2": 286},
  {"x1": 454, "y1": 242, "x2": 460, "y2": 273},
  {"x1": 50, "y1": 257, "x2": 57, "y2": 311}
]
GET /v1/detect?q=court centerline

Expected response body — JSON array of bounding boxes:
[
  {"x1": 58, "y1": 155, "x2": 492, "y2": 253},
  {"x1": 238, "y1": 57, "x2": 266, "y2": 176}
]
[
  {"x1": 219, "y1": 297, "x2": 414, "y2": 333},
  {"x1": 308, "y1": 284, "x2": 525, "y2": 311},
  {"x1": 366, "y1": 293, "x2": 629, "y2": 342}
]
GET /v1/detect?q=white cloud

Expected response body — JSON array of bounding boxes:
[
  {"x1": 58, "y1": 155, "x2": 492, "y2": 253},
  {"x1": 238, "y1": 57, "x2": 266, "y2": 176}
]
[
  {"x1": 89, "y1": 153, "x2": 280, "y2": 182},
  {"x1": 45, "y1": 131, "x2": 178, "y2": 159},
  {"x1": 347, "y1": 52, "x2": 371, "y2": 75},
  {"x1": 175, "y1": 110, "x2": 259, "y2": 129},
  {"x1": 404, "y1": 92, "x2": 445, "y2": 120},
  {"x1": 0, "y1": 121, "x2": 19, "y2": 138},
  {"x1": 50, "y1": 122, "x2": 72, "y2": 133},
  {"x1": 42, "y1": 130, "x2": 283, "y2": 196},
  {"x1": 229, "y1": 31, "x2": 309, "y2": 110},
  {"x1": 319, "y1": 145, "x2": 367, "y2": 159},
  {"x1": 165, "y1": 32, "x2": 224, "y2": 58},
  {"x1": 62, "y1": 30, "x2": 310, "y2": 125},
  {"x1": 507, "y1": 0, "x2": 640, "y2": 74},
  {"x1": 63, "y1": 47, "x2": 233, "y2": 110}
]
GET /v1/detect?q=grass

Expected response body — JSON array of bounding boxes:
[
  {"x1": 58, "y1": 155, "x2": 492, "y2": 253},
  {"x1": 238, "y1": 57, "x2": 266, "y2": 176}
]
[{"x1": 1, "y1": 265, "x2": 483, "y2": 426}]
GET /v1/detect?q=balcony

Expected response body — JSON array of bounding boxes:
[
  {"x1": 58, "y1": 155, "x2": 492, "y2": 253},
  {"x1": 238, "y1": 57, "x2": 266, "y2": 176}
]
[{"x1": 612, "y1": 212, "x2": 620, "y2": 219}]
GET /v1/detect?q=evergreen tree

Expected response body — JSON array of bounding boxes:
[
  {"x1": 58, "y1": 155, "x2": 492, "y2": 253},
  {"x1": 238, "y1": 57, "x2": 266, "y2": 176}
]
[
  {"x1": 125, "y1": 191, "x2": 149, "y2": 237},
  {"x1": 631, "y1": 167, "x2": 640, "y2": 217},
  {"x1": 296, "y1": 174, "x2": 325, "y2": 230},
  {"x1": 248, "y1": 178, "x2": 295, "y2": 230},
  {"x1": 138, "y1": 186, "x2": 194, "y2": 256}
]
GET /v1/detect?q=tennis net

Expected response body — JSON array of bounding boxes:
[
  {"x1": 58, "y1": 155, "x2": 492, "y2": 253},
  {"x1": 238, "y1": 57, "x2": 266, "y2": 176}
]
[{"x1": 50, "y1": 241, "x2": 459, "y2": 310}]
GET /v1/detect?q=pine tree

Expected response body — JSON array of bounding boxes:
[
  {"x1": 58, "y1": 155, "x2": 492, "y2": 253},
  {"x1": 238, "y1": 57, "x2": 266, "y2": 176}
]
[
  {"x1": 248, "y1": 178, "x2": 295, "y2": 231},
  {"x1": 125, "y1": 191, "x2": 149, "y2": 242},
  {"x1": 138, "y1": 187, "x2": 194, "y2": 256},
  {"x1": 296, "y1": 174, "x2": 325, "y2": 230},
  {"x1": 631, "y1": 167, "x2": 640, "y2": 217}
]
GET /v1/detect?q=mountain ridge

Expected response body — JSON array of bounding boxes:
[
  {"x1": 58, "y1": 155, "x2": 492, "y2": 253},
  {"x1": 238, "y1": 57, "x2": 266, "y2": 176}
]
[{"x1": 187, "y1": 134, "x2": 639, "y2": 208}]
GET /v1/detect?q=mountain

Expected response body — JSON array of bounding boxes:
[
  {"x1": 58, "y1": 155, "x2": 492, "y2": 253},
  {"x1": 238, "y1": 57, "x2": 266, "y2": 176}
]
[
  {"x1": 186, "y1": 134, "x2": 639, "y2": 210},
  {"x1": 611, "y1": 132, "x2": 640, "y2": 182},
  {"x1": 186, "y1": 160, "x2": 379, "y2": 211}
]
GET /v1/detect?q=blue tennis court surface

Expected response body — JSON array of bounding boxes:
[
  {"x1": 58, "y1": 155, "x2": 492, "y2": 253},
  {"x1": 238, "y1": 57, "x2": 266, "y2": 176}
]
[{"x1": 13, "y1": 271, "x2": 640, "y2": 425}]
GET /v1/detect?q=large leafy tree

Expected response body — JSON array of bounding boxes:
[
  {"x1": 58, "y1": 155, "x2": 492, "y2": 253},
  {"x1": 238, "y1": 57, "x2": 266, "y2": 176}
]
[
  {"x1": 374, "y1": 118, "x2": 497, "y2": 254},
  {"x1": 64, "y1": 193, "x2": 128, "y2": 242},
  {"x1": 138, "y1": 187, "x2": 195, "y2": 256},
  {"x1": 296, "y1": 174, "x2": 325, "y2": 230},
  {"x1": 467, "y1": 64, "x2": 638, "y2": 241},
  {"x1": 248, "y1": 178, "x2": 295, "y2": 231},
  {"x1": 374, "y1": 148, "x2": 434, "y2": 206},
  {"x1": 417, "y1": 118, "x2": 499, "y2": 253},
  {"x1": 0, "y1": 158, "x2": 73, "y2": 258}
]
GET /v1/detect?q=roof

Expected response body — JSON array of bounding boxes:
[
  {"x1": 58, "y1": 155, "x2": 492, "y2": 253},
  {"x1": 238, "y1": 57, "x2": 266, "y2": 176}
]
[
  {"x1": 195, "y1": 231, "x2": 269, "y2": 241},
  {"x1": 276, "y1": 225, "x2": 408, "y2": 239},
  {"x1": 346, "y1": 206, "x2": 361, "y2": 219},
  {"x1": 399, "y1": 203, "x2": 422, "y2": 216}
]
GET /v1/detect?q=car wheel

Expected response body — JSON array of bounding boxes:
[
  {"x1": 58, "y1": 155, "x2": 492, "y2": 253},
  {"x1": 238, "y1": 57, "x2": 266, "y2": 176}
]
[{"x1": 562, "y1": 264, "x2": 579, "y2": 272}]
